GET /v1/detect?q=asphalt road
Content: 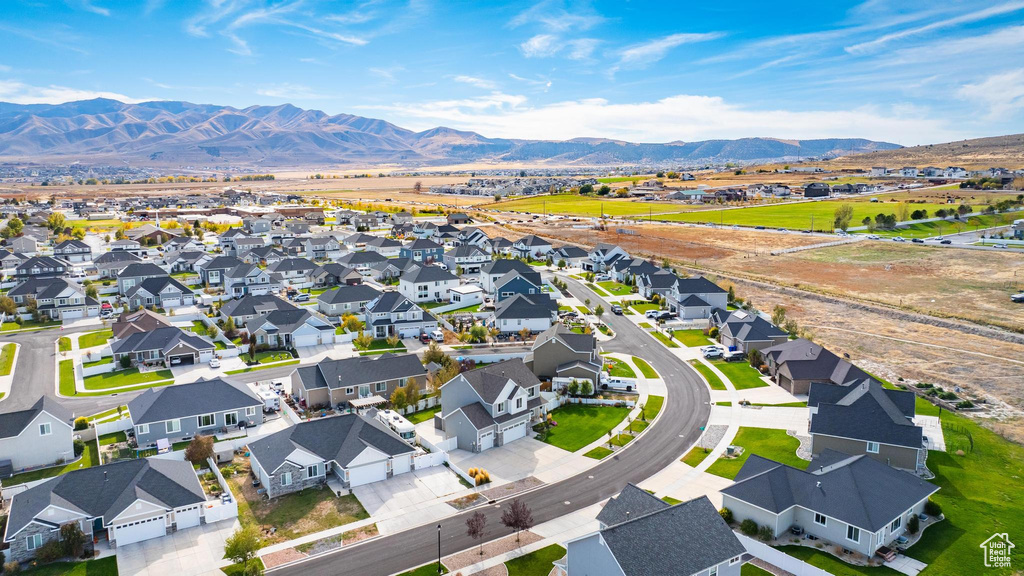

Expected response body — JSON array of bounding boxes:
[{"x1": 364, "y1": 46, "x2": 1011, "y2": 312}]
[
  {"x1": 273, "y1": 276, "x2": 711, "y2": 575},
  {"x1": 0, "y1": 323, "x2": 132, "y2": 416}
]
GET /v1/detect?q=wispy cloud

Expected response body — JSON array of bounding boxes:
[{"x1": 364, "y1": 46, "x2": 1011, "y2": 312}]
[
  {"x1": 566, "y1": 38, "x2": 599, "y2": 60},
  {"x1": 369, "y1": 66, "x2": 404, "y2": 83},
  {"x1": 509, "y1": 1, "x2": 605, "y2": 32},
  {"x1": 958, "y1": 69, "x2": 1024, "y2": 119},
  {"x1": 519, "y1": 34, "x2": 560, "y2": 58},
  {"x1": 0, "y1": 64, "x2": 11, "y2": 73},
  {"x1": 617, "y1": 32, "x2": 724, "y2": 68},
  {"x1": 76, "y1": 0, "x2": 111, "y2": 16},
  {"x1": 845, "y1": 1, "x2": 1024, "y2": 53},
  {"x1": 509, "y1": 73, "x2": 552, "y2": 90},
  {"x1": 255, "y1": 83, "x2": 327, "y2": 100},
  {"x1": 0, "y1": 80, "x2": 148, "y2": 104},
  {"x1": 453, "y1": 75, "x2": 498, "y2": 90},
  {"x1": 0, "y1": 23, "x2": 89, "y2": 54}
]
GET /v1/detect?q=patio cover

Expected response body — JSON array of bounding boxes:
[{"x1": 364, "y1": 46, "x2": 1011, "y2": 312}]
[{"x1": 350, "y1": 395, "x2": 387, "y2": 408}]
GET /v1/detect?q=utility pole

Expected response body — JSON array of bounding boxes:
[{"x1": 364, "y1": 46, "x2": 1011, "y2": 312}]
[{"x1": 437, "y1": 524, "x2": 442, "y2": 574}]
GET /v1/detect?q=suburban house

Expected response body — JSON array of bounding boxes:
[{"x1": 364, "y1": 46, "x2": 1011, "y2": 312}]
[
  {"x1": 455, "y1": 227, "x2": 488, "y2": 247},
  {"x1": 484, "y1": 236, "x2": 513, "y2": 256},
  {"x1": 0, "y1": 397, "x2": 74, "y2": 478},
  {"x1": 0, "y1": 249, "x2": 28, "y2": 273},
  {"x1": 317, "y1": 284, "x2": 381, "y2": 317},
  {"x1": 248, "y1": 413, "x2": 415, "y2": 496},
  {"x1": 512, "y1": 235, "x2": 553, "y2": 260},
  {"x1": 398, "y1": 265, "x2": 460, "y2": 303},
  {"x1": 363, "y1": 236, "x2": 403, "y2": 257},
  {"x1": 524, "y1": 323, "x2": 603, "y2": 385},
  {"x1": 804, "y1": 182, "x2": 831, "y2": 198},
  {"x1": 721, "y1": 451, "x2": 939, "y2": 559},
  {"x1": 636, "y1": 270, "x2": 678, "y2": 300},
  {"x1": 125, "y1": 276, "x2": 196, "y2": 310},
  {"x1": 370, "y1": 258, "x2": 420, "y2": 282},
  {"x1": 242, "y1": 217, "x2": 273, "y2": 234},
  {"x1": 94, "y1": 250, "x2": 142, "y2": 278},
  {"x1": 565, "y1": 486, "x2": 747, "y2": 576},
  {"x1": 109, "y1": 238, "x2": 144, "y2": 256},
  {"x1": 245, "y1": 309, "x2": 337, "y2": 349},
  {"x1": 716, "y1": 310, "x2": 789, "y2": 353},
  {"x1": 759, "y1": 339, "x2": 871, "y2": 394},
  {"x1": 303, "y1": 236, "x2": 343, "y2": 261},
  {"x1": 400, "y1": 238, "x2": 444, "y2": 263},
  {"x1": 218, "y1": 228, "x2": 253, "y2": 255},
  {"x1": 6, "y1": 235, "x2": 37, "y2": 255},
  {"x1": 219, "y1": 294, "x2": 298, "y2": 327},
  {"x1": 809, "y1": 379, "x2": 925, "y2": 471},
  {"x1": 8, "y1": 277, "x2": 99, "y2": 320},
  {"x1": 667, "y1": 276, "x2": 728, "y2": 319},
  {"x1": 111, "y1": 326, "x2": 216, "y2": 367},
  {"x1": 447, "y1": 212, "x2": 472, "y2": 225},
  {"x1": 223, "y1": 263, "x2": 281, "y2": 297},
  {"x1": 111, "y1": 308, "x2": 173, "y2": 340},
  {"x1": 2, "y1": 459, "x2": 207, "y2": 560},
  {"x1": 268, "y1": 257, "x2": 317, "y2": 282},
  {"x1": 196, "y1": 255, "x2": 245, "y2": 287},
  {"x1": 438, "y1": 359, "x2": 544, "y2": 452},
  {"x1": 164, "y1": 250, "x2": 207, "y2": 274},
  {"x1": 232, "y1": 237, "x2": 266, "y2": 258},
  {"x1": 610, "y1": 258, "x2": 660, "y2": 285},
  {"x1": 289, "y1": 353, "x2": 426, "y2": 409},
  {"x1": 14, "y1": 256, "x2": 67, "y2": 279},
  {"x1": 339, "y1": 250, "x2": 388, "y2": 274},
  {"x1": 116, "y1": 262, "x2": 169, "y2": 295},
  {"x1": 239, "y1": 245, "x2": 286, "y2": 266},
  {"x1": 442, "y1": 245, "x2": 490, "y2": 274},
  {"x1": 364, "y1": 292, "x2": 438, "y2": 339},
  {"x1": 585, "y1": 243, "x2": 630, "y2": 272},
  {"x1": 53, "y1": 239, "x2": 92, "y2": 263},
  {"x1": 127, "y1": 378, "x2": 262, "y2": 448},
  {"x1": 311, "y1": 263, "x2": 363, "y2": 287},
  {"x1": 493, "y1": 269, "x2": 543, "y2": 302},
  {"x1": 490, "y1": 294, "x2": 558, "y2": 334}
]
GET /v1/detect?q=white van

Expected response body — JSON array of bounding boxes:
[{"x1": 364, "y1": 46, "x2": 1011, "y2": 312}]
[{"x1": 430, "y1": 329, "x2": 444, "y2": 342}]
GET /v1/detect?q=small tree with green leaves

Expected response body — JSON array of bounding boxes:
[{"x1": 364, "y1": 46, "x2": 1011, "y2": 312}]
[
  {"x1": 61, "y1": 522, "x2": 87, "y2": 558},
  {"x1": 403, "y1": 378, "x2": 421, "y2": 409},
  {"x1": 594, "y1": 304, "x2": 604, "y2": 318},
  {"x1": 579, "y1": 380, "x2": 593, "y2": 397},
  {"x1": 223, "y1": 525, "x2": 263, "y2": 576},
  {"x1": 354, "y1": 331, "x2": 373, "y2": 350},
  {"x1": 390, "y1": 387, "x2": 408, "y2": 412}
]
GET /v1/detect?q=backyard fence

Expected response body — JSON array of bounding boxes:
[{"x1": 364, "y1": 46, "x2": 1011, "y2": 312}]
[{"x1": 737, "y1": 534, "x2": 835, "y2": 576}]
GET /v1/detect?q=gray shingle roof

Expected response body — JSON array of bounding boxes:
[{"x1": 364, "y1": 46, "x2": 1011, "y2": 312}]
[
  {"x1": 481, "y1": 259, "x2": 534, "y2": 277},
  {"x1": 722, "y1": 453, "x2": 939, "y2": 532},
  {"x1": 0, "y1": 397, "x2": 72, "y2": 440},
  {"x1": 127, "y1": 378, "x2": 260, "y2": 425},
  {"x1": 317, "y1": 284, "x2": 381, "y2": 305},
  {"x1": 111, "y1": 326, "x2": 213, "y2": 356},
  {"x1": 116, "y1": 262, "x2": 166, "y2": 278},
  {"x1": 761, "y1": 339, "x2": 869, "y2": 385},
  {"x1": 294, "y1": 353, "x2": 426, "y2": 391},
  {"x1": 248, "y1": 413, "x2": 414, "y2": 473},
  {"x1": 596, "y1": 483, "x2": 668, "y2": 527},
  {"x1": 402, "y1": 265, "x2": 458, "y2": 284},
  {"x1": 533, "y1": 323, "x2": 595, "y2": 354},
  {"x1": 493, "y1": 294, "x2": 556, "y2": 320},
  {"x1": 220, "y1": 294, "x2": 298, "y2": 318},
  {"x1": 458, "y1": 359, "x2": 540, "y2": 404},
  {"x1": 809, "y1": 380, "x2": 922, "y2": 449}
]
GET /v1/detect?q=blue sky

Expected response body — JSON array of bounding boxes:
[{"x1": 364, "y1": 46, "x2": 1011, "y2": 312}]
[{"x1": 1, "y1": 0, "x2": 1023, "y2": 144}]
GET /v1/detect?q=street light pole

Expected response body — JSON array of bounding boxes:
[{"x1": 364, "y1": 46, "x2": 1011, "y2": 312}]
[{"x1": 437, "y1": 524, "x2": 442, "y2": 574}]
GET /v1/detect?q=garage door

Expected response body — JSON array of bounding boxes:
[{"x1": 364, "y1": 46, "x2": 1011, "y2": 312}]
[
  {"x1": 163, "y1": 298, "x2": 181, "y2": 308},
  {"x1": 479, "y1": 431, "x2": 494, "y2": 451},
  {"x1": 170, "y1": 354, "x2": 195, "y2": 366},
  {"x1": 348, "y1": 462, "x2": 388, "y2": 487},
  {"x1": 502, "y1": 421, "x2": 527, "y2": 444},
  {"x1": 113, "y1": 515, "x2": 167, "y2": 546},
  {"x1": 175, "y1": 506, "x2": 201, "y2": 529},
  {"x1": 391, "y1": 455, "x2": 411, "y2": 476},
  {"x1": 398, "y1": 326, "x2": 420, "y2": 339},
  {"x1": 62, "y1": 309, "x2": 83, "y2": 320},
  {"x1": 294, "y1": 333, "x2": 319, "y2": 348}
]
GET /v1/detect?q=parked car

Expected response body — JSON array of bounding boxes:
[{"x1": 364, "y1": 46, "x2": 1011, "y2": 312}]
[
  {"x1": 1011, "y1": 293, "x2": 1024, "y2": 303},
  {"x1": 611, "y1": 304, "x2": 623, "y2": 315},
  {"x1": 993, "y1": 243, "x2": 1008, "y2": 249},
  {"x1": 656, "y1": 311, "x2": 675, "y2": 321},
  {"x1": 293, "y1": 293, "x2": 310, "y2": 302},
  {"x1": 912, "y1": 238, "x2": 924, "y2": 244},
  {"x1": 893, "y1": 237, "x2": 906, "y2": 242},
  {"x1": 866, "y1": 235, "x2": 880, "y2": 240},
  {"x1": 209, "y1": 357, "x2": 221, "y2": 369},
  {"x1": 940, "y1": 239, "x2": 952, "y2": 245},
  {"x1": 702, "y1": 347, "x2": 723, "y2": 359},
  {"x1": 644, "y1": 309, "x2": 665, "y2": 319},
  {"x1": 430, "y1": 329, "x2": 444, "y2": 342},
  {"x1": 724, "y1": 352, "x2": 747, "y2": 362},
  {"x1": 419, "y1": 333, "x2": 431, "y2": 344}
]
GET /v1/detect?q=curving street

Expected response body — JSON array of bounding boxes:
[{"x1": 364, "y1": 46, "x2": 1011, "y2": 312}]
[{"x1": 272, "y1": 275, "x2": 712, "y2": 575}]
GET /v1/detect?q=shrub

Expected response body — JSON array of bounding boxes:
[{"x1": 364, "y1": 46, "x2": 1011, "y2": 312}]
[
  {"x1": 73, "y1": 439, "x2": 85, "y2": 457},
  {"x1": 3, "y1": 561, "x2": 20, "y2": 574},
  {"x1": 907, "y1": 515, "x2": 920, "y2": 535},
  {"x1": 957, "y1": 400, "x2": 975, "y2": 409},
  {"x1": 758, "y1": 526, "x2": 773, "y2": 541},
  {"x1": 34, "y1": 538, "x2": 64, "y2": 563},
  {"x1": 708, "y1": 327, "x2": 719, "y2": 338},
  {"x1": 739, "y1": 519, "x2": 758, "y2": 536},
  {"x1": 184, "y1": 435, "x2": 214, "y2": 465},
  {"x1": 719, "y1": 507, "x2": 733, "y2": 524},
  {"x1": 119, "y1": 355, "x2": 131, "y2": 369},
  {"x1": 924, "y1": 499, "x2": 942, "y2": 517},
  {"x1": 73, "y1": 417, "x2": 89, "y2": 431},
  {"x1": 60, "y1": 522, "x2": 87, "y2": 558}
]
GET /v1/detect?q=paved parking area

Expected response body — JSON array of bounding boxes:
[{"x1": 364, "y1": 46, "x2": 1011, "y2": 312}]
[
  {"x1": 708, "y1": 405, "x2": 809, "y2": 434},
  {"x1": 116, "y1": 519, "x2": 239, "y2": 576},
  {"x1": 448, "y1": 437, "x2": 596, "y2": 485},
  {"x1": 353, "y1": 467, "x2": 467, "y2": 517},
  {"x1": 711, "y1": 384, "x2": 805, "y2": 405},
  {"x1": 914, "y1": 415, "x2": 946, "y2": 451}
]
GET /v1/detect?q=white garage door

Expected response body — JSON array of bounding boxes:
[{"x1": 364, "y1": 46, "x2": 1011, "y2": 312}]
[
  {"x1": 162, "y1": 298, "x2": 181, "y2": 308},
  {"x1": 502, "y1": 421, "x2": 527, "y2": 443},
  {"x1": 62, "y1": 309, "x2": 83, "y2": 320},
  {"x1": 398, "y1": 326, "x2": 420, "y2": 339},
  {"x1": 348, "y1": 462, "x2": 387, "y2": 487},
  {"x1": 113, "y1": 515, "x2": 167, "y2": 546},
  {"x1": 479, "y1": 431, "x2": 494, "y2": 451},
  {"x1": 294, "y1": 333, "x2": 319, "y2": 348},
  {"x1": 175, "y1": 506, "x2": 201, "y2": 529},
  {"x1": 391, "y1": 455, "x2": 411, "y2": 476}
]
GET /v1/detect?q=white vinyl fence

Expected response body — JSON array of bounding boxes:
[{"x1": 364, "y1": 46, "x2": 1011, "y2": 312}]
[{"x1": 737, "y1": 534, "x2": 834, "y2": 576}]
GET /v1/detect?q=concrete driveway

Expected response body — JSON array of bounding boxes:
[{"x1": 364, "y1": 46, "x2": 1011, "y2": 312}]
[
  {"x1": 448, "y1": 437, "x2": 596, "y2": 485},
  {"x1": 353, "y1": 466, "x2": 467, "y2": 517},
  {"x1": 115, "y1": 519, "x2": 239, "y2": 576},
  {"x1": 708, "y1": 405, "x2": 809, "y2": 434}
]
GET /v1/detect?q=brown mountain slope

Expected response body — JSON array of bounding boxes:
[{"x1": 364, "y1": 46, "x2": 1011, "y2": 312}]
[{"x1": 825, "y1": 133, "x2": 1024, "y2": 170}]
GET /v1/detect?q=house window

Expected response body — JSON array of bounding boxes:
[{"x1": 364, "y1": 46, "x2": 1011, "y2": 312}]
[
  {"x1": 497, "y1": 402, "x2": 506, "y2": 413},
  {"x1": 198, "y1": 414, "x2": 215, "y2": 428},
  {"x1": 729, "y1": 556, "x2": 741, "y2": 565},
  {"x1": 516, "y1": 398, "x2": 523, "y2": 410},
  {"x1": 814, "y1": 513, "x2": 827, "y2": 526},
  {"x1": 306, "y1": 464, "x2": 319, "y2": 478},
  {"x1": 375, "y1": 382, "x2": 387, "y2": 393},
  {"x1": 26, "y1": 534, "x2": 43, "y2": 550},
  {"x1": 866, "y1": 441, "x2": 880, "y2": 454},
  {"x1": 166, "y1": 419, "x2": 181, "y2": 434},
  {"x1": 528, "y1": 387, "x2": 535, "y2": 398},
  {"x1": 847, "y1": 525, "x2": 861, "y2": 543},
  {"x1": 891, "y1": 516, "x2": 902, "y2": 532},
  {"x1": 281, "y1": 472, "x2": 292, "y2": 486},
  {"x1": 39, "y1": 422, "x2": 51, "y2": 436},
  {"x1": 137, "y1": 424, "x2": 150, "y2": 435},
  {"x1": 246, "y1": 406, "x2": 257, "y2": 417},
  {"x1": 346, "y1": 387, "x2": 355, "y2": 395},
  {"x1": 709, "y1": 566, "x2": 718, "y2": 576},
  {"x1": 225, "y1": 412, "x2": 238, "y2": 426}
]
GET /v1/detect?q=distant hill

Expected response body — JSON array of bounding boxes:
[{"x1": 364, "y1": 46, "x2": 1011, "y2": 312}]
[
  {"x1": 0, "y1": 98, "x2": 899, "y2": 167},
  {"x1": 825, "y1": 133, "x2": 1024, "y2": 170}
]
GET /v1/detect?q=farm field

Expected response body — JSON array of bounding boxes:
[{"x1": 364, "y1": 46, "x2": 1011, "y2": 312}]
[
  {"x1": 482, "y1": 194, "x2": 696, "y2": 217},
  {"x1": 855, "y1": 211, "x2": 1021, "y2": 238}
]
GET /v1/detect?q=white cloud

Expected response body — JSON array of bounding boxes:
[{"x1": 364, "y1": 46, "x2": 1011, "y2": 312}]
[
  {"x1": 255, "y1": 83, "x2": 327, "y2": 100},
  {"x1": 362, "y1": 93, "x2": 964, "y2": 145},
  {"x1": 520, "y1": 34, "x2": 561, "y2": 58},
  {"x1": 845, "y1": 1, "x2": 1024, "y2": 54},
  {"x1": 958, "y1": 69, "x2": 1024, "y2": 118},
  {"x1": 453, "y1": 76, "x2": 498, "y2": 90},
  {"x1": 509, "y1": 2, "x2": 605, "y2": 32},
  {"x1": 79, "y1": 0, "x2": 111, "y2": 16},
  {"x1": 369, "y1": 66, "x2": 403, "y2": 83},
  {"x1": 509, "y1": 73, "x2": 552, "y2": 90},
  {"x1": 0, "y1": 81, "x2": 148, "y2": 104},
  {"x1": 567, "y1": 38, "x2": 599, "y2": 60},
  {"x1": 617, "y1": 32, "x2": 724, "y2": 68},
  {"x1": 0, "y1": 64, "x2": 10, "y2": 72}
]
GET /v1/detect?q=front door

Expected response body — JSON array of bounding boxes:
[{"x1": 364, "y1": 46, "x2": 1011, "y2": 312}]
[{"x1": 359, "y1": 385, "x2": 370, "y2": 398}]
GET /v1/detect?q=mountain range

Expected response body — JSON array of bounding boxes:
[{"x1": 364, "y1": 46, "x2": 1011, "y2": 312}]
[{"x1": 0, "y1": 98, "x2": 900, "y2": 167}]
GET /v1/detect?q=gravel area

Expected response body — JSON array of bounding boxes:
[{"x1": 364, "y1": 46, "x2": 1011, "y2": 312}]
[
  {"x1": 261, "y1": 547, "x2": 307, "y2": 569},
  {"x1": 469, "y1": 565, "x2": 509, "y2": 576},
  {"x1": 480, "y1": 476, "x2": 543, "y2": 500},
  {"x1": 444, "y1": 531, "x2": 543, "y2": 572},
  {"x1": 697, "y1": 424, "x2": 729, "y2": 450},
  {"x1": 447, "y1": 492, "x2": 488, "y2": 510},
  {"x1": 789, "y1": 430, "x2": 813, "y2": 461}
]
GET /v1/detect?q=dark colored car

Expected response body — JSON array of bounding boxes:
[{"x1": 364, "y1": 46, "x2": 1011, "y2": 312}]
[
  {"x1": 940, "y1": 239, "x2": 952, "y2": 244},
  {"x1": 912, "y1": 238, "x2": 924, "y2": 244}
]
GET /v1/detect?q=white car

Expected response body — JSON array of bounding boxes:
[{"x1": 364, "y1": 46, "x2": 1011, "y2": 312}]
[
  {"x1": 893, "y1": 237, "x2": 906, "y2": 242},
  {"x1": 209, "y1": 357, "x2": 221, "y2": 369},
  {"x1": 867, "y1": 235, "x2": 880, "y2": 240},
  {"x1": 644, "y1": 310, "x2": 662, "y2": 319}
]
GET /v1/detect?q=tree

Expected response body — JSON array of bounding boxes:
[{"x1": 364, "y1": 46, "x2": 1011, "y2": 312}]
[
  {"x1": 597, "y1": 185, "x2": 611, "y2": 196},
  {"x1": 390, "y1": 387, "x2": 408, "y2": 411},
  {"x1": 386, "y1": 333, "x2": 401, "y2": 348},
  {"x1": 579, "y1": 379, "x2": 593, "y2": 396},
  {"x1": 469, "y1": 324, "x2": 489, "y2": 343},
  {"x1": 46, "y1": 212, "x2": 66, "y2": 232},
  {"x1": 518, "y1": 327, "x2": 531, "y2": 342},
  {"x1": 833, "y1": 204, "x2": 854, "y2": 231},
  {"x1": 85, "y1": 285, "x2": 99, "y2": 299},
  {"x1": 895, "y1": 202, "x2": 910, "y2": 221},
  {"x1": 466, "y1": 511, "x2": 487, "y2": 555},
  {"x1": 771, "y1": 305, "x2": 786, "y2": 327},
  {"x1": 223, "y1": 525, "x2": 263, "y2": 576},
  {"x1": 60, "y1": 522, "x2": 87, "y2": 558},
  {"x1": 114, "y1": 227, "x2": 127, "y2": 240},
  {"x1": 184, "y1": 434, "x2": 214, "y2": 465},
  {"x1": 567, "y1": 380, "x2": 580, "y2": 396},
  {"x1": 579, "y1": 183, "x2": 594, "y2": 195},
  {"x1": 727, "y1": 285, "x2": 735, "y2": 303},
  {"x1": 0, "y1": 296, "x2": 16, "y2": 317},
  {"x1": 403, "y1": 378, "x2": 421, "y2": 409},
  {"x1": 354, "y1": 331, "x2": 373, "y2": 350},
  {"x1": 501, "y1": 498, "x2": 534, "y2": 543},
  {"x1": 413, "y1": 181, "x2": 423, "y2": 192},
  {"x1": 71, "y1": 228, "x2": 86, "y2": 240},
  {"x1": 747, "y1": 349, "x2": 763, "y2": 369},
  {"x1": 594, "y1": 304, "x2": 604, "y2": 318}
]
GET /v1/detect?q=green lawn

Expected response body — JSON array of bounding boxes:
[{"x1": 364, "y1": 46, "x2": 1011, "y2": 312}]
[
  {"x1": 584, "y1": 446, "x2": 613, "y2": 460},
  {"x1": 482, "y1": 193, "x2": 693, "y2": 217},
  {"x1": 83, "y1": 367, "x2": 174, "y2": 390},
  {"x1": 16, "y1": 556, "x2": 118, "y2": 576},
  {"x1": 355, "y1": 339, "x2": 408, "y2": 352},
  {"x1": 586, "y1": 282, "x2": 610, "y2": 296},
  {"x1": 58, "y1": 336, "x2": 72, "y2": 352},
  {"x1": 505, "y1": 544, "x2": 566, "y2": 576},
  {"x1": 83, "y1": 356, "x2": 114, "y2": 368},
  {"x1": 630, "y1": 302, "x2": 661, "y2": 314},
  {"x1": 224, "y1": 360, "x2": 300, "y2": 375},
  {"x1": 855, "y1": 212, "x2": 1021, "y2": 239},
  {"x1": 78, "y1": 329, "x2": 113, "y2": 349},
  {"x1": 597, "y1": 281, "x2": 633, "y2": 296},
  {"x1": 605, "y1": 357, "x2": 636, "y2": 378},
  {"x1": 741, "y1": 564, "x2": 775, "y2": 576},
  {"x1": 542, "y1": 404, "x2": 631, "y2": 452},
  {"x1": 711, "y1": 360, "x2": 768, "y2": 390},
  {"x1": 673, "y1": 329, "x2": 711, "y2": 347},
  {"x1": 650, "y1": 330, "x2": 679, "y2": 348},
  {"x1": 99, "y1": 431, "x2": 127, "y2": 445},
  {"x1": 632, "y1": 356, "x2": 658, "y2": 378},
  {"x1": 682, "y1": 446, "x2": 713, "y2": 468},
  {"x1": 87, "y1": 405, "x2": 126, "y2": 422},
  {"x1": 662, "y1": 496, "x2": 683, "y2": 505},
  {"x1": 190, "y1": 320, "x2": 207, "y2": 333},
  {"x1": 0, "y1": 342, "x2": 16, "y2": 375},
  {"x1": 575, "y1": 305, "x2": 591, "y2": 314},
  {"x1": 609, "y1": 433, "x2": 634, "y2": 447},
  {"x1": 638, "y1": 321, "x2": 653, "y2": 328},
  {"x1": 689, "y1": 360, "x2": 726, "y2": 390},
  {"x1": 406, "y1": 405, "x2": 442, "y2": 424},
  {"x1": 778, "y1": 546, "x2": 902, "y2": 576},
  {"x1": 241, "y1": 350, "x2": 294, "y2": 364},
  {"x1": 396, "y1": 564, "x2": 448, "y2": 576},
  {"x1": 641, "y1": 395, "x2": 664, "y2": 421},
  {"x1": 1, "y1": 319, "x2": 61, "y2": 332},
  {"x1": 5, "y1": 442, "x2": 99, "y2": 485},
  {"x1": 705, "y1": 427, "x2": 806, "y2": 480},
  {"x1": 58, "y1": 359, "x2": 76, "y2": 395}
]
